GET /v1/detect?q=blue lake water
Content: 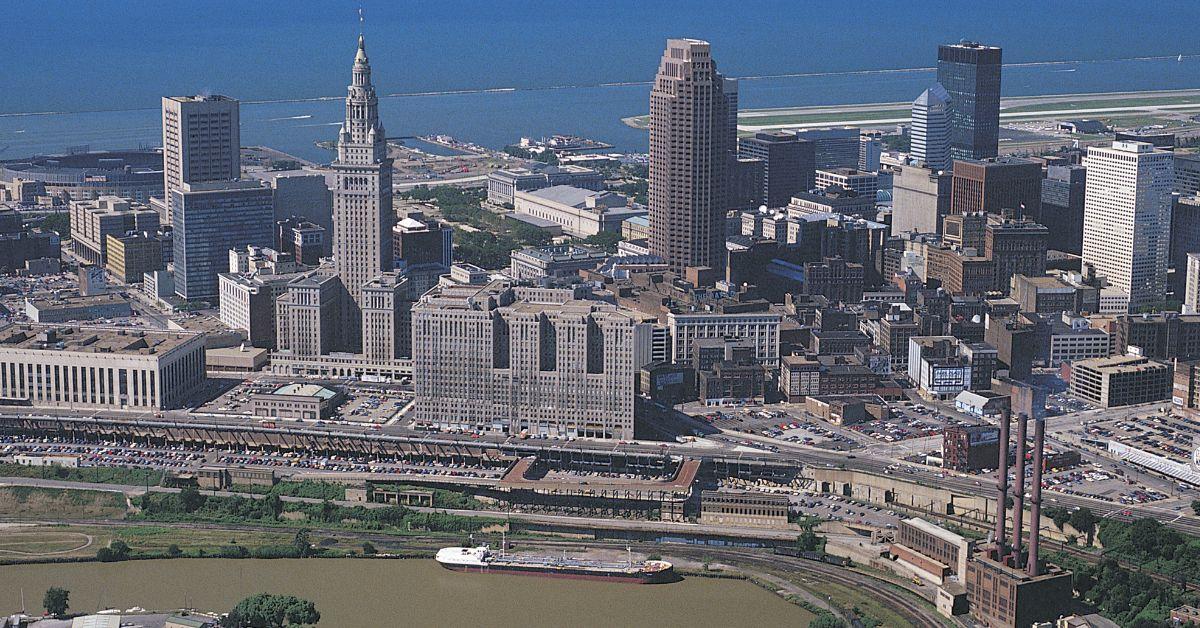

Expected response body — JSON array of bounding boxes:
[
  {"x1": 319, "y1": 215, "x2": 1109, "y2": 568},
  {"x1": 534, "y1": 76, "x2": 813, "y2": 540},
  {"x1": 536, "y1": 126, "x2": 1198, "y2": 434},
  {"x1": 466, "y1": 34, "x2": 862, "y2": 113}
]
[{"x1": 2, "y1": 1, "x2": 1199, "y2": 162}]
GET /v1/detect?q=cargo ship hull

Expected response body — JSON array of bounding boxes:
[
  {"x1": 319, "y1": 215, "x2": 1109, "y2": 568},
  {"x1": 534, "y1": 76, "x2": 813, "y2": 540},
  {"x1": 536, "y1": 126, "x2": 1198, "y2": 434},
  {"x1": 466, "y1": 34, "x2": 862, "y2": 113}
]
[{"x1": 436, "y1": 545, "x2": 675, "y2": 584}]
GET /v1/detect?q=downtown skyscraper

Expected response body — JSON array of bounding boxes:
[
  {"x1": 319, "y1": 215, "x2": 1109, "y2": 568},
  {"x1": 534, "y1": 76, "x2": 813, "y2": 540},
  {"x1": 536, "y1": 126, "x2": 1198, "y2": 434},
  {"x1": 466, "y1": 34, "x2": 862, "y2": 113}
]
[
  {"x1": 910, "y1": 83, "x2": 951, "y2": 171},
  {"x1": 161, "y1": 94, "x2": 241, "y2": 224},
  {"x1": 648, "y1": 38, "x2": 738, "y2": 275},
  {"x1": 1081, "y1": 141, "x2": 1175, "y2": 310},
  {"x1": 937, "y1": 41, "x2": 1002, "y2": 162},
  {"x1": 332, "y1": 35, "x2": 395, "y2": 351}
]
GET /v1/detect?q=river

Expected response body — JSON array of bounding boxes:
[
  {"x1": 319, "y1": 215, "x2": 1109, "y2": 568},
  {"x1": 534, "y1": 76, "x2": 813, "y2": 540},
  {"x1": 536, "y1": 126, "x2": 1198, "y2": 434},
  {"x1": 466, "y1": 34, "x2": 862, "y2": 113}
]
[{"x1": 0, "y1": 558, "x2": 812, "y2": 627}]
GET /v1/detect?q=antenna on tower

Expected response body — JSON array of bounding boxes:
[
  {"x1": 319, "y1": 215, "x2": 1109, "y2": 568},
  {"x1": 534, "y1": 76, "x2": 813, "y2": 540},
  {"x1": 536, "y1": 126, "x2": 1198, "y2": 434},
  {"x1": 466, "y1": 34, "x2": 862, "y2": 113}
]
[{"x1": 358, "y1": 6, "x2": 365, "y2": 34}]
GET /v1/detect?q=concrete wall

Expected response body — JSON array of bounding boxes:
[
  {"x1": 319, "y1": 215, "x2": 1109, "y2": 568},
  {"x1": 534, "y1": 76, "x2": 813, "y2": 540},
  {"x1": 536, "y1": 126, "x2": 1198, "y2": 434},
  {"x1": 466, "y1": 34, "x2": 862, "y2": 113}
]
[{"x1": 804, "y1": 468, "x2": 998, "y2": 526}]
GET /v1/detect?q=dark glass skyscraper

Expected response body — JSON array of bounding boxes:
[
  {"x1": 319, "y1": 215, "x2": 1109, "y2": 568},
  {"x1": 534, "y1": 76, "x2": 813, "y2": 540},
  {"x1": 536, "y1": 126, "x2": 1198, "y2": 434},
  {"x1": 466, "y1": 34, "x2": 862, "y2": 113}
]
[{"x1": 937, "y1": 42, "x2": 1002, "y2": 161}]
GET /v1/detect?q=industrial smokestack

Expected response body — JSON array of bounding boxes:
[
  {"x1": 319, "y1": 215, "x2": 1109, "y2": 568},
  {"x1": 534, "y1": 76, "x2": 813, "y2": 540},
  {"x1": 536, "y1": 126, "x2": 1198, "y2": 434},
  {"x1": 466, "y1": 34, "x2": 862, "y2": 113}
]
[
  {"x1": 994, "y1": 407, "x2": 1011, "y2": 553},
  {"x1": 1010, "y1": 413, "x2": 1028, "y2": 565},
  {"x1": 1027, "y1": 417, "x2": 1046, "y2": 577}
]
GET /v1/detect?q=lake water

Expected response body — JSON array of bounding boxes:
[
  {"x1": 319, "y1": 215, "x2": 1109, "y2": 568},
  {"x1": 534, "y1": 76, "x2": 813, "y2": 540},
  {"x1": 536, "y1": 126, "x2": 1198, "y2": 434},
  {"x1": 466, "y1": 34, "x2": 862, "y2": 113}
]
[
  {"x1": 3, "y1": 1, "x2": 1200, "y2": 161},
  {"x1": 0, "y1": 558, "x2": 811, "y2": 627}
]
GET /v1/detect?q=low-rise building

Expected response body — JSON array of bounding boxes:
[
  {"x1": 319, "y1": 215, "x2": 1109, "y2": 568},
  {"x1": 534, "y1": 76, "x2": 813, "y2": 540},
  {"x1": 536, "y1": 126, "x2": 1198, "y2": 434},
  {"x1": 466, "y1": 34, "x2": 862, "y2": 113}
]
[
  {"x1": 907, "y1": 336, "x2": 997, "y2": 399},
  {"x1": 251, "y1": 383, "x2": 343, "y2": 420},
  {"x1": 891, "y1": 518, "x2": 972, "y2": 583},
  {"x1": 1069, "y1": 355, "x2": 1172, "y2": 407},
  {"x1": 699, "y1": 490, "x2": 790, "y2": 528},
  {"x1": 24, "y1": 293, "x2": 132, "y2": 323},
  {"x1": 512, "y1": 186, "x2": 645, "y2": 238},
  {"x1": 509, "y1": 244, "x2": 609, "y2": 280},
  {"x1": 0, "y1": 324, "x2": 206, "y2": 410},
  {"x1": 486, "y1": 164, "x2": 603, "y2": 205},
  {"x1": 943, "y1": 424, "x2": 1001, "y2": 471}
]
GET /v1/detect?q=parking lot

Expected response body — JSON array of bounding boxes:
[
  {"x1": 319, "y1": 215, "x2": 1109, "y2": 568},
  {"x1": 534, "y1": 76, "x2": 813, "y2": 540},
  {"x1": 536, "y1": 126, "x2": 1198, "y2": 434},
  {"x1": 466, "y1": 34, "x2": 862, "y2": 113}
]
[
  {"x1": 690, "y1": 407, "x2": 858, "y2": 450},
  {"x1": 197, "y1": 378, "x2": 411, "y2": 425}
]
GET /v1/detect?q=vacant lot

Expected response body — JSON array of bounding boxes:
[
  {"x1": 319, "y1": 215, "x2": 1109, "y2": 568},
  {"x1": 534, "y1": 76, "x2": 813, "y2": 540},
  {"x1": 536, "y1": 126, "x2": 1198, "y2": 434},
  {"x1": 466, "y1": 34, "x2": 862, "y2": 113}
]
[{"x1": 0, "y1": 486, "x2": 127, "y2": 520}]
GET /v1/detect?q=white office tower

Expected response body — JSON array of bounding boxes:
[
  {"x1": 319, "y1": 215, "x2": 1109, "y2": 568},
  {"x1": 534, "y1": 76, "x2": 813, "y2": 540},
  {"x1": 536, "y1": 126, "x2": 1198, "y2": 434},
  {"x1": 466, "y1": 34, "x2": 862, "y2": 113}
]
[
  {"x1": 910, "y1": 84, "x2": 951, "y2": 171},
  {"x1": 1081, "y1": 141, "x2": 1175, "y2": 310},
  {"x1": 1185, "y1": 253, "x2": 1200, "y2": 314}
]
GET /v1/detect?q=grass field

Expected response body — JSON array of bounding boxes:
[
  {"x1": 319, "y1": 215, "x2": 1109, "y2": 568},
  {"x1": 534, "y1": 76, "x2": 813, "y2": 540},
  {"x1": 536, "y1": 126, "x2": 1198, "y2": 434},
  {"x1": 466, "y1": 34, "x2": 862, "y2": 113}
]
[
  {"x1": 1002, "y1": 94, "x2": 1200, "y2": 114},
  {"x1": 0, "y1": 486, "x2": 127, "y2": 520}
]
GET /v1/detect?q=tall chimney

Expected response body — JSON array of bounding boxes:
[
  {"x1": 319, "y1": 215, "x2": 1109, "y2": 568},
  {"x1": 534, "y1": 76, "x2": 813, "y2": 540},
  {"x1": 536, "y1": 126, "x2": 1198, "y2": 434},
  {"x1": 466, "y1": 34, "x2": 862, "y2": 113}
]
[
  {"x1": 1010, "y1": 413, "x2": 1028, "y2": 565},
  {"x1": 1027, "y1": 417, "x2": 1046, "y2": 577},
  {"x1": 994, "y1": 407, "x2": 1011, "y2": 552}
]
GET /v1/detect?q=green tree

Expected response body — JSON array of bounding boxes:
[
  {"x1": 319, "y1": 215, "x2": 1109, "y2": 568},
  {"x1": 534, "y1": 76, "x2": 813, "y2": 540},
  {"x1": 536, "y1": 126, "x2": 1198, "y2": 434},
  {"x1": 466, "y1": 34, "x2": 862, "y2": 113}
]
[
  {"x1": 41, "y1": 213, "x2": 70, "y2": 239},
  {"x1": 796, "y1": 526, "x2": 826, "y2": 553},
  {"x1": 97, "y1": 539, "x2": 131, "y2": 562},
  {"x1": 1192, "y1": 500, "x2": 1200, "y2": 517},
  {"x1": 361, "y1": 541, "x2": 377, "y2": 555},
  {"x1": 583, "y1": 231, "x2": 624, "y2": 253},
  {"x1": 293, "y1": 529, "x2": 312, "y2": 558},
  {"x1": 808, "y1": 612, "x2": 845, "y2": 628},
  {"x1": 43, "y1": 586, "x2": 69, "y2": 617},
  {"x1": 265, "y1": 493, "x2": 284, "y2": 520},
  {"x1": 167, "y1": 544, "x2": 183, "y2": 558},
  {"x1": 224, "y1": 593, "x2": 320, "y2": 627},
  {"x1": 179, "y1": 486, "x2": 206, "y2": 513},
  {"x1": 1069, "y1": 507, "x2": 1098, "y2": 545}
]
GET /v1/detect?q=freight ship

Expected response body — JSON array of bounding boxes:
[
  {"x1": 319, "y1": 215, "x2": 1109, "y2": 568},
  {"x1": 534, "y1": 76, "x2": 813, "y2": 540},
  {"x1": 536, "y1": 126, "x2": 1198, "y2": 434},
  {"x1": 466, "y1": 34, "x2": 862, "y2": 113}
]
[{"x1": 435, "y1": 543, "x2": 675, "y2": 584}]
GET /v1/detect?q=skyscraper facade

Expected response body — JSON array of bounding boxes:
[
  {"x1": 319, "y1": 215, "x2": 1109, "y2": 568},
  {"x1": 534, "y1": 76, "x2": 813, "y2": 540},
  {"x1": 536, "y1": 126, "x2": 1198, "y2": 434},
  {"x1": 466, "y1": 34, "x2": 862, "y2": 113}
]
[
  {"x1": 171, "y1": 180, "x2": 274, "y2": 301},
  {"x1": 331, "y1": 36, "x2": 395, "y2": 350},
  {"x1": 911, "y1": 83, "x2": 951, "y2": 171},
  {"x1": 161, "y1": 95, "x2": 241, "y2": 223},
  {"x1": 648, "y1": 38, "x2": 737, "y2": 274},
  {"x1": 738, "y1": 131, "x2": 815, "y2": 208},
  {"x1": 1081, "y1": 141, "x2": 1175, "y2": 309},
  {"x1": 937, "y1": 42, "x2": 1002, "y2": 161}
]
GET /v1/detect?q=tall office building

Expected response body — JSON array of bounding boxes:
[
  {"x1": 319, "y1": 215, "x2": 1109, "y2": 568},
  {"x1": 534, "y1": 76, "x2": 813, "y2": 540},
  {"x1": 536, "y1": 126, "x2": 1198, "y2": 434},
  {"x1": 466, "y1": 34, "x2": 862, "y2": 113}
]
[
  {"x1": 911, "y1": 83, "x2": 951, "y2": 171},
  {"x1": 949, "y1": 157, "x2": 1041, "y2": 219},
  {"x1": 858, "y1": 131, "x2": 883, "y2": 172},
  {"x1": 738, "y1": 131, "x2": 815, "y2": 208},
  {"x1": 648, "y1": 38, "x2": 737, "y2": 275},
  {"x1": 412, "y1": 281, "x2": 653, "y2": 440},
  {"x1": 937, "y1": 42, "x2": 1002, "y2": 161},
  {"x1": 331, "y1": 36, "x2": 395, "y2": 351},
  {"x1": 1185, "y1": 253, "x2": 1200, "y2": 315},
  {"x1": 161, "y1": 95, "x2": 241, "y2": 223},
  {"x1": 1040, "y1": 165, "x2": 1087, "y2": 255},
  {"x1": 793, "y1": 127, "x2": 861, "y2": 170},
  {"x1": 171, "y1": 180, "x2": 274, "y2": 301},
  {"x1": 1081, "y1": 141, "x2": 1175, "y2": 309}
]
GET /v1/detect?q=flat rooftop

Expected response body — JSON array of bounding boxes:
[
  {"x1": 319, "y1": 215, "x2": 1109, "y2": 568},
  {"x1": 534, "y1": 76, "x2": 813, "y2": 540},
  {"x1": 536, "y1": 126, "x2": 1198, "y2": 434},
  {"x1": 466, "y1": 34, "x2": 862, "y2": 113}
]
[
  {"x1": 269, "y1": 383, "x2": 338, "y2": 400},
  {"x1": 26, "y1": 293, "x2": 129, "y2": 310},
  {"x1": 0, "y1": 324, "x2": 200, "y2": 355}
]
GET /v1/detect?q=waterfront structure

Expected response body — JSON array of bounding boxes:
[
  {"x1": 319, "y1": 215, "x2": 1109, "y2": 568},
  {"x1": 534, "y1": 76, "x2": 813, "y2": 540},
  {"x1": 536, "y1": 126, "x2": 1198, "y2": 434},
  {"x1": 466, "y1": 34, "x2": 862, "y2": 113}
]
[
  {"x1": 105, "y1": 233, "x2": 164, "y2": 283},
  {"x1": 161, "y1": 95, "x2": 240, "y2": 223},
  {"x1": 69, "y1": 196, "x2": 159, "y2": 265},
  {"x1": 331, "y1": 35, "x2": 394, "y2": 351},
  {"x1": 648, "y1": 38, "x2": 737, "y2": 275},
  {"x1": 738, "y1": 131, "x2": 815, "y2": 208},
  {"x1": 411, "y1": 281, "x2": 653, "y2": 440},
  {"x1": 792, "y1": 127, "x2": 861, "y2": 170},
  {"x1": 1, "y1": 150, "x2": 164, "y2": 203},
  {"x1": 699, "y1": 490, "x2": 789, "y2": 528},
  {"x1": 512, "y1": 186, "x2": 644, "y2": 238},
  {"x1": 911, "y1": 84, "x2": 952, "y2": 171},
  {"x1": 949, "y1": 157, "x2": 1041, "y2": 218},
  {"x1": 509, "y1": 244, "x2": 609, "y2": 280},
  {"x1": 937, "y1": 41, "x2": 1002, "y2": 161},
  {"x1": 1039, "y1": 165, "x2": 1087, "y2": 255},
  {"x1": 1069, "y1": 355, "x2": 1172, "y2": 408},
  {"x1": 485, "y1": 164, "x2": 603, "y2": 205},
  {"x1": 393, "y1": 212, "x2": 452, "y2": 297},
  {"x1": 1081, "y1": 141, "x2": 1175, "y2": 309},
  {"x1": 0, "y1": 324, "x2": 206, "y2": 410},
  {"x1": 171, "y1": 180, "x2": 273, "y2": 301}
]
